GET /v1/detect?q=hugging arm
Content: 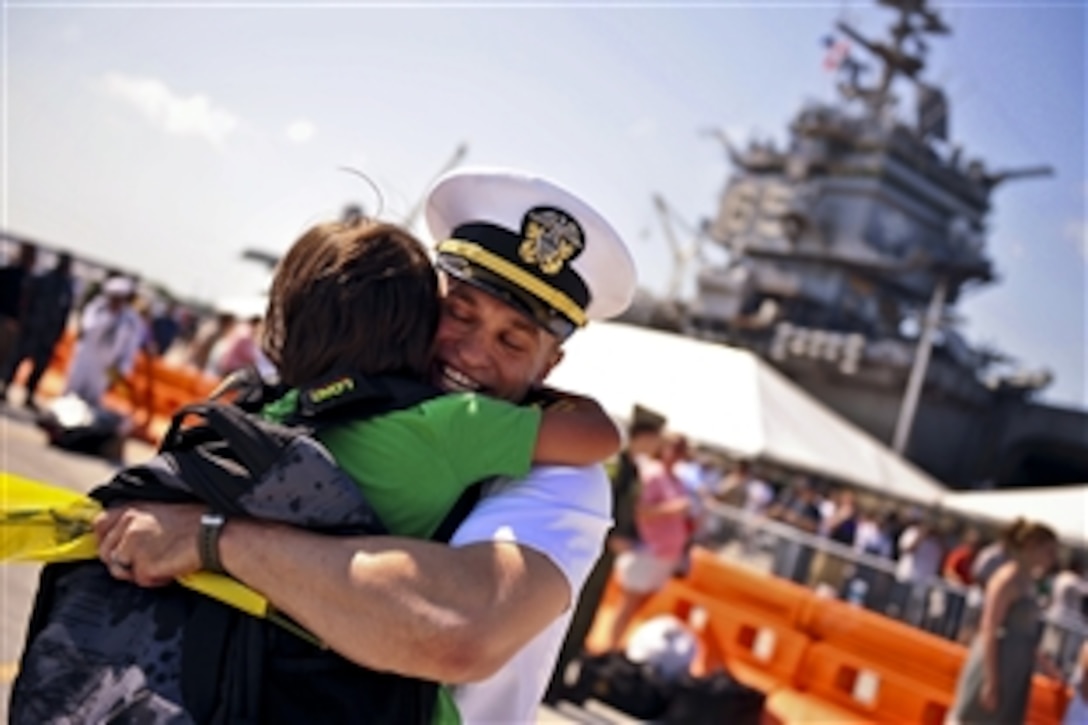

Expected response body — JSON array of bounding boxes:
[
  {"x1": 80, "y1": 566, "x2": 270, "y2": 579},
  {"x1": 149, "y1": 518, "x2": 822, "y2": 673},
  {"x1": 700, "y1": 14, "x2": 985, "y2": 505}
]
[
  {"x1": 222, "y1": 520, "x2": 570, "y2": 682},
  {"x1": 533, "y1": 390, "x2": 620, "y2": 465},
  {"x1": 95, "y1": 504, "x2": 569, "y2": 683}
]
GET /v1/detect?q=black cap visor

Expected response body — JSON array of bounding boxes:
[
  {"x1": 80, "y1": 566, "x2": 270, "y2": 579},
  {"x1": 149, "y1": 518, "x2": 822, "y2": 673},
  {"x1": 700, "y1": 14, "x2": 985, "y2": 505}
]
[{"x1": 437, "y1": 253, "x2": 576, "y2": 340}]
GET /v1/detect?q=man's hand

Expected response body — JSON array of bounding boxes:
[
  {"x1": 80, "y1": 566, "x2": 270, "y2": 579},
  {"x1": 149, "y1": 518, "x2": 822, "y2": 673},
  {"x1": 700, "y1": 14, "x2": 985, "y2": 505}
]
[{"x1": 94, "y1": 503, "x2": 205, "y2": 587}]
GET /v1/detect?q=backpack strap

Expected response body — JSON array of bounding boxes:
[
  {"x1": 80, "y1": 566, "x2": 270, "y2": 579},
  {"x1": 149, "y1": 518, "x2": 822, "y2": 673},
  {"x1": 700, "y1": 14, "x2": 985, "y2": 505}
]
[
  {"x1": 291, "y1": 371, "x2": 441, "y2": 428},
  {"x1": 431, "y1": 480, "x2": 484, "y2": 544},
  {"x1": 162, "y1": 401, "x2": 288, "y2": 469}
]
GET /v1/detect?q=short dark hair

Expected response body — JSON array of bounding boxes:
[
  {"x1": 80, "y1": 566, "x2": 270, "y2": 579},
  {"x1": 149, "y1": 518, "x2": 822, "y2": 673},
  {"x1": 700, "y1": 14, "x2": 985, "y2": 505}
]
[
  {"x1": 628, "y1": 420, "x2": 664, "y2": 439},
  {"x1": 262, "y1": 219, "x2": 438, "y2": 386},
  {"x1": 627, "y1": 404, "x2": 666, "y2": 438}
]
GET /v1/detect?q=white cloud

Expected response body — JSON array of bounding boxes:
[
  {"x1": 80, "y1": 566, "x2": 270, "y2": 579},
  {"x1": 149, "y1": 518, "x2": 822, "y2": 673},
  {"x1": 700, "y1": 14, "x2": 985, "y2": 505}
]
[
  {"x1": 626, "y1": 117, "x2": 657, "y2": 140},
  {"x1": 285, "y1": 119, "x2": 316, "y2": 144},
  {"x1": 100, "y1": 72, "x2": 240, "y2": 146}
]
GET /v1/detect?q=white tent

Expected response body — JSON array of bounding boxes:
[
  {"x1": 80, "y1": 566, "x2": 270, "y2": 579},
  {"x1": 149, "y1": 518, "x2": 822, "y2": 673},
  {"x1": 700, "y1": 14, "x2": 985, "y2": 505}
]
[
  {"x1": 548, "y1": 322, "x2": 947, "y2": 504},
  {"x1": 939, "y1": 486, "x2": 1088, "y2": 544}
]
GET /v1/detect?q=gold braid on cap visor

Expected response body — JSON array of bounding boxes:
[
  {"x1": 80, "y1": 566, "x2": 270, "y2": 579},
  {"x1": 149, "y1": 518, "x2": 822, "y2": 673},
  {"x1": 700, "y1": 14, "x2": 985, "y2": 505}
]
[{"x1": 437, "y1": 239, "x2": 588, "y2": 327}]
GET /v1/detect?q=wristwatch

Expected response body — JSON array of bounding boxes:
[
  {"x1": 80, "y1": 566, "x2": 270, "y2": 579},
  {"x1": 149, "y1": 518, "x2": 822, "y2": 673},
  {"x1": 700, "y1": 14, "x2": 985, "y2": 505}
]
[{"x1": 199, "y1": 512, "x2": 228, "y2": 574}]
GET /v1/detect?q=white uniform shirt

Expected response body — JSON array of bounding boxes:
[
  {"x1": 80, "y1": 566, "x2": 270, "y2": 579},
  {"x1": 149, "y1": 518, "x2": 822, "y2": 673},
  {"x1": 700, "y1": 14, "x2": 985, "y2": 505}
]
[
  {"x1": 895, "y1": 526, "x2": 942, "y2": 583},
  {"x1": 450, "y1": 464, "x2": 612, "y2": 724},
  {"x1": 65, "y1": 296, "x2": 143, "y2": 406},
  {"x1": 743, "y1": 478, "x2": 774, "y2": 514},
  {"x1": 1048, "y1": 571, "x2": 1088, "y2": 626}
]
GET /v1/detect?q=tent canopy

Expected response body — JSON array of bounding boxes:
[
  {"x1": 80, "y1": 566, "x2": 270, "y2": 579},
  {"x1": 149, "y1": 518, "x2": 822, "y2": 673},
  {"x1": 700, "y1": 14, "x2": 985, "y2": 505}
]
[
  {"x1": 548, "y1": 322, "x2": 946, "y2": 505},
  {"x1": 940, "y1": 486, "x2": 1088, "y2": 544}
]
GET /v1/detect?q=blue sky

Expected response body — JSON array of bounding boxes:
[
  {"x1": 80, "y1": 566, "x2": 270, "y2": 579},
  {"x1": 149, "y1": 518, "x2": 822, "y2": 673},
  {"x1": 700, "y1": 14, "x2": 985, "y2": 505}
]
[{"x1": 4, "y1": 1, "x2": 1085, "y2": 408}]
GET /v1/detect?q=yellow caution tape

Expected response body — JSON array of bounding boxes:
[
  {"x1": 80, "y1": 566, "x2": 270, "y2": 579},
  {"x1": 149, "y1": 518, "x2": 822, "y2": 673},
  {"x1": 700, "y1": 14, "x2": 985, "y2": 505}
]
[{"x1": 1, "y1": 471, "x2": 321, "y2": 646}]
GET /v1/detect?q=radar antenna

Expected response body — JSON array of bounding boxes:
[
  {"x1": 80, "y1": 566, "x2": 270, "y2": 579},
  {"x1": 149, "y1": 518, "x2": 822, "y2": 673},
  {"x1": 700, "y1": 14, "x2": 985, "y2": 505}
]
[{"x1": 835, "y1": 0, "x2": 949, "y2": 115}]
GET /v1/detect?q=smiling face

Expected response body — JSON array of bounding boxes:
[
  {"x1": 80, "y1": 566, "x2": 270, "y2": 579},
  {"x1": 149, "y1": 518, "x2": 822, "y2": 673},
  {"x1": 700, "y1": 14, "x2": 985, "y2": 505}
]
[{"x1": 432, "y1": 277, "x2": 563, "y2": 403}]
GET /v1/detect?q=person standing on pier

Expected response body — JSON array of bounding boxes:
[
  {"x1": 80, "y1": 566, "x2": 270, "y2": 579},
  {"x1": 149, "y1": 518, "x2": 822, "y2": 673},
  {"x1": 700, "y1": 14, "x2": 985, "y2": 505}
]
[
  {"x1": 0, "y1": 251, "x2": 73, "y2": 410},
  {"x1": 950, "y1": 519, "x2": 1059, "y2": 724}
]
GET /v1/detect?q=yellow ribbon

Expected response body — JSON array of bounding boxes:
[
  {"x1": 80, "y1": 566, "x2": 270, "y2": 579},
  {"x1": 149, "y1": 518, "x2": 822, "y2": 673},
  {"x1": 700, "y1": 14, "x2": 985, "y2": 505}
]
[{"x1": 1, "y1": 471, "x2": 321, "y2": 646}]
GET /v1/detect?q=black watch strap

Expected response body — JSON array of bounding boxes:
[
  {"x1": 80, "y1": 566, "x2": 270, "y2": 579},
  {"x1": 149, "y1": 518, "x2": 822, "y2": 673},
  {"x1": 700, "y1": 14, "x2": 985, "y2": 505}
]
[{"x1": 199, "y1": 512, "x2": 228, "y2": 574}]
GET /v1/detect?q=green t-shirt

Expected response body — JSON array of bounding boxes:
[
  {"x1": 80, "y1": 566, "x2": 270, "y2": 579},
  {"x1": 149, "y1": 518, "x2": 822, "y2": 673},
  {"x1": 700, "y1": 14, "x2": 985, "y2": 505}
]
[
  {"x1": 262, "y1": 388, "x2": 542, "y2": 725},
  {"x1": 263, "y1": 389, "x2": 541, "y2": 538}
]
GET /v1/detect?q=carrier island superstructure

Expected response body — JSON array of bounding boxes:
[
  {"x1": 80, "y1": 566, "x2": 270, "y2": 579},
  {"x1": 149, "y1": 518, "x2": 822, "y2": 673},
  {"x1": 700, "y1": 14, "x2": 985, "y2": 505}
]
[{"x1": 630, "y1": 0, "x2": 1087, "y2": 489}]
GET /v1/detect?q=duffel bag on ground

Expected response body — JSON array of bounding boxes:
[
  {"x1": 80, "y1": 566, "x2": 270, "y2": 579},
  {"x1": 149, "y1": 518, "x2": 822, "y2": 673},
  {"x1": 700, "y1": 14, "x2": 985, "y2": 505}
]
[
  {"x1": 660, "y1": 669, "x2": 765, "y2": 725},
  {"x1": 562, "y1": 650, "x2": 673, "y2": 720}
]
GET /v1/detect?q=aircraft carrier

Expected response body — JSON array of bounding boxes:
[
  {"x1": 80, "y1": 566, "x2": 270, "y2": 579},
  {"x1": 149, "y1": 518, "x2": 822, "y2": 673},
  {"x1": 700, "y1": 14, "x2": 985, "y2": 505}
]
[{"x1": 624, "y1": 0, "x2": 1088, "y2": 490}]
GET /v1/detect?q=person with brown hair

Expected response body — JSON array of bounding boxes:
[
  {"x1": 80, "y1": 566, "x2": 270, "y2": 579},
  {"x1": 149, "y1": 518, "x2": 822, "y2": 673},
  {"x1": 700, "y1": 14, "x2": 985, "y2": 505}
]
[
  {"x1": 949, "y1": 518, "x2": 1060, "y2": 724},
  {"x1": 252, "y1": 218, "x2": 619, "y2": 543}
]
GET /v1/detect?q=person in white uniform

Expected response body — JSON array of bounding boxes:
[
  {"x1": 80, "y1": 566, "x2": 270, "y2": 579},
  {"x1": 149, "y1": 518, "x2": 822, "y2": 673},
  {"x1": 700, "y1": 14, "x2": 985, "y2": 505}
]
[
  {"x1": 95, "y1": 167, "x2": 638, "y2": 723},
  {"x1": 64, "y1": 275, "x2": 143, "y2": 407}
]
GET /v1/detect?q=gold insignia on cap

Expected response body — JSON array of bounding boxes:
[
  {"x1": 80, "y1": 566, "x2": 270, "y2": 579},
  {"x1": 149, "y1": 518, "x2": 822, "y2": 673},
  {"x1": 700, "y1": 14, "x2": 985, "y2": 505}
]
[{"x1": 518, "y1": 207, "x2": 585, "y2": 276}]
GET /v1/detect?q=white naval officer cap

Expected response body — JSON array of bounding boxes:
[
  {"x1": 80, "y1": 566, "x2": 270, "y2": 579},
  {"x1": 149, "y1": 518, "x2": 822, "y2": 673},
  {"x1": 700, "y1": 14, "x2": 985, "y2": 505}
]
[
  {"x1": 103, "y1": 276, "x2": 136, "y2": 297},
  {"x1": 425, "y1": 167, "x2": 637, "y2": 339}
]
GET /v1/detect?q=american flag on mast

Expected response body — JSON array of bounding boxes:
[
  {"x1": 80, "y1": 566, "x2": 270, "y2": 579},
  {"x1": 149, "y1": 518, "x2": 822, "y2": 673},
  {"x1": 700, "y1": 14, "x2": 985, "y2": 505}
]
[{"x1": 822, "y1": 34, "x2": 852, "y2": 72}]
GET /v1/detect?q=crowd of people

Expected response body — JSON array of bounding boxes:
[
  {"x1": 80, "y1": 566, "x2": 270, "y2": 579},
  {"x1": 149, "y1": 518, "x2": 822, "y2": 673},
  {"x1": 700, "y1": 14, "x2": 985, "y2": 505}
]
[
  {"x1": 0, "y1": 240, "x2": 280, "y2": 463},
  {"x1": 544, "y1": 419, "x2": 1088, "y2": 720}
]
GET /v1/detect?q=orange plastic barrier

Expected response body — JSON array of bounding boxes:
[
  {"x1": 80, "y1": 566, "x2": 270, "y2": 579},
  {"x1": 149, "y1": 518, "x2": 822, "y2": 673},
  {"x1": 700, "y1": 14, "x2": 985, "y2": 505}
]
[
  {"x1": 686, "y1": 546, "x2": 815, "y2": 624},
  {"x1": 582, "y1": 573, "x2": 680, "y2": 654},
  {"x1": 797, "y1": 595, "x2": 967, "y2": 694},
  {"x1": 796, "y1": 594, "x2": 1070, "y2": 723},
  {"x1": 765, "y1": 642, "x2": 951, "y2": 725},
  {"x1": 584, "y1": 573, "x2": 813, "y2": 696},
  {"x1": 106, "y1": 353, "x2": 218, "y2": 417},
  {"x1": 20, "y1": 329, "x2": 221, "y2": 446},
  {"x1": 1028, "y1": 675, "x2": 1073, "y2": 725},
  {"x1": 662, "y1": 580, "x2": 812, "y2": 694},
  {"x1": 588, "y1": 549, "x2": 1071, "y2": 725}
]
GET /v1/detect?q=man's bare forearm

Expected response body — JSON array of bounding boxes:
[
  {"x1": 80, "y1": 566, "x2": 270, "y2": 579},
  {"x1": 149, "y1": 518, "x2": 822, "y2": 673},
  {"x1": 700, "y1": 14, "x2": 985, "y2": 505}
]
[{"x1": 219, "y1": 518, "x2": 568, "y2": 682}]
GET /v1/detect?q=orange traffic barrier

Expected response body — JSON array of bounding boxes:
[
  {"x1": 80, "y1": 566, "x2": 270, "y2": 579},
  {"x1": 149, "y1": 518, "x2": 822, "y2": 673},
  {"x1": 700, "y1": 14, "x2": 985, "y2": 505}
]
[
  {"x1": 797, "y1": 595, "x2": 967, "y2": 695},
  {"x1": 586, "y1": 549, "x2": 1071, "y2": 724},
  {"x1": 582, "y1": 572, "x2": 681, "y2": 654},
  {"x1": 685, "y1": 547, "x2": 815, "y2": 625},
  {"x1": 106, "y1": 352, "x2": 218, "y2": 419},
  {"x1": 764, "y1": 642, "x2": 950, "y2": 725},
  {"x1": 796, "y1": 593, "x2": 1070, "y2": 724},
  {"x1": 1027, "y1": 674, "x2": 1073, "y2": 725},
  {"x1": 662, "y1": 580, "x2": 812, "y2": 694},
  {"x1": 583, "y1": 572, "x2": 813, "y2": 696},
  {"x1": 22, "y1": 329, "x2": 221, "y2": 447}
]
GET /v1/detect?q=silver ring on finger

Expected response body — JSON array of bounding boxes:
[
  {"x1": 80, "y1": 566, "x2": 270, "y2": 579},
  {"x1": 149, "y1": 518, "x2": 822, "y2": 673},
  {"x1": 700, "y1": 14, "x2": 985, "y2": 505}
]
[{"x1": 110, "y1": 553, "x2": 134, "y2": 572}]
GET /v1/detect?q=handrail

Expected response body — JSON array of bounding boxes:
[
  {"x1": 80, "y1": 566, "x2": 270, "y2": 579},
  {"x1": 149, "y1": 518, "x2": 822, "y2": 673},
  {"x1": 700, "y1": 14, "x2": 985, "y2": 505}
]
[{"x1": 696, "y1": 498, "x2": 1088, "y2": 681}]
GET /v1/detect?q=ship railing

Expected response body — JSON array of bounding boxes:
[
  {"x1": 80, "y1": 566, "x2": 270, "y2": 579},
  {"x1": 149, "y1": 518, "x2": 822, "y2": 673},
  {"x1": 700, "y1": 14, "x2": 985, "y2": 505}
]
[{"x1": 696, "y1": 498, "x2": 1088, "y2": 682}]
